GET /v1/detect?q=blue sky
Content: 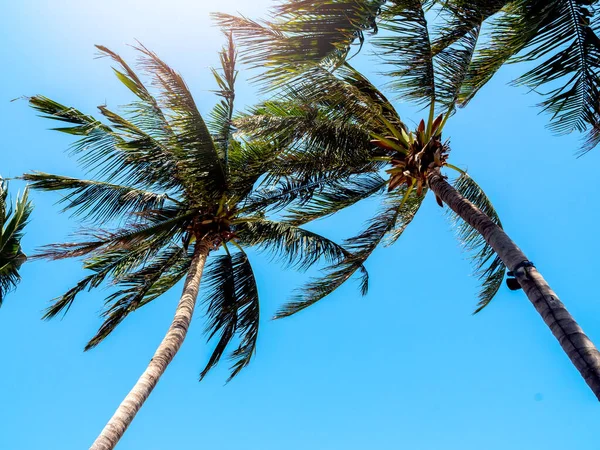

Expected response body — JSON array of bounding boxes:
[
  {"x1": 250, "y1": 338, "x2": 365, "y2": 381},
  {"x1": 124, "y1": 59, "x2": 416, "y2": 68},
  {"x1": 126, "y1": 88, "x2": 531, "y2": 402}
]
[{"x1": 2, "y1": 1, "x2": 600, "y2": 449}]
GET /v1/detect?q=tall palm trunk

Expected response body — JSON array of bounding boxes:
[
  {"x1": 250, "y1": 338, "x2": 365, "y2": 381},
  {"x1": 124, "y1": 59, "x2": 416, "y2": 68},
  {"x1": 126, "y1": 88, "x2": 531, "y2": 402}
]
[
  {"x1": 428, "y1": 170, "x2": 600, "y2": 400},
  {"x1": 89, "y1": 239, "x2": 211, "y2": 450}
]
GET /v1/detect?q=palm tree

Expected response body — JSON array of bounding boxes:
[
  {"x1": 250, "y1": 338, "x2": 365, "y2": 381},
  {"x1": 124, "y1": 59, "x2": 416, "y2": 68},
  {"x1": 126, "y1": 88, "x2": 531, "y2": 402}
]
[
  {"x1": 215, "y1": 0, "x2": 600, "y2": 150},
  {"x1": 217, "y1": 2, "x2": 600, "y2": 399},
  {"x1": 25, "y1": 36, "x2": 357, "y2": 450},
  {"x1": 0, "y1": 180, "x2": 31, "y2": 303}
]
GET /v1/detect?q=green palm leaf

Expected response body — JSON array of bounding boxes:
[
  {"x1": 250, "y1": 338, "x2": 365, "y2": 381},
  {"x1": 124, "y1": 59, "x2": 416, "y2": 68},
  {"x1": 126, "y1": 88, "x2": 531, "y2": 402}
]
[
  {"x1": 275, "y1": 187, "x2": 424, "y2": 318},
  {"x1": 22, "y1": 172, "x2": 173, "y2": 223},
  {"x1": 200, "y1": 251, "x2": 259, "y2": 381},
  {"x1": 209, "y1": 33, "x2": 238, "y2": 162},
  {"x1": 458, "y1": 0, "x2": 600, "y2": 148},
  {"x1": 134, "y1": 44, "x2": 227, "y2": 198},
  {"x1": 375, "y1": 0, "x2": 436, "y2": 107},
  {"x1": 236, "y1": 219, "x2": 353, "y2": 271},
  {"x1": 34, "y1": 209, "x2": 195, "y2": 261},
  {"x1": 284, "y1": 173, "x2": 387, "y2": 225},
  {"x1": 0, "y1": 182, "x2": 32, "y2": 304},
  {"x1": 430, "y1": 1, "x2": 506, "y2": 55},
  {"x1": 85, "y1": 244, "x2": 189, "y2": 350},
  {"x1": 213, "y1": 1, "x2": 382, "y2": 88},
  {"x1": 448, "y1": 172, "x2": 507, "y2": 313},
  {"x1": 434, "y1": 24, "x2": 481, "y2": 113}
]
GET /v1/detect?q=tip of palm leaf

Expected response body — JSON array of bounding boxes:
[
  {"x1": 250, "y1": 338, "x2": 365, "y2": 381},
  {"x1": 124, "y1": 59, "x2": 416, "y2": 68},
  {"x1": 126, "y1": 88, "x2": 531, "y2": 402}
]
[
  {"x1": 83, "y1": 340, "x2": 99, "y2": 352},
  {"x1": 271, "y1": 310, "x2": 291, "y2": 320}
]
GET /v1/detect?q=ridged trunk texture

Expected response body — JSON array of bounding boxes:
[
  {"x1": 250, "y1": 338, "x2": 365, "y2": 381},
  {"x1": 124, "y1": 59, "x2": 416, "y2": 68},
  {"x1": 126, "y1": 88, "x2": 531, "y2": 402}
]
[
  {"x1": 89, "y1": 240, "x2": 211, "y2": 450},
  {"x1": 428, "y1": 170, "x2": 600, "y2": 400}
]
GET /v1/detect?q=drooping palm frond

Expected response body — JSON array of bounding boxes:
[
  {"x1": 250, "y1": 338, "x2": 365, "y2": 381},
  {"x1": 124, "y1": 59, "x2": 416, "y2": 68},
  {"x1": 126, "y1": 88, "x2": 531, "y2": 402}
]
[
  {"x1": 275, "y1": 187, "x2": 425, "y2": 318},
  {"x1": 514, "y1": 1, "x2": 600, "y2": 139},
  {"x1": 85, "y1": 243, "x2": 190, "y2": 350},
  {"x1": 34, "y1": 205, "x2": 195, "y2": 320},
  {"x1": 213, "y1": 1, "x2": 383, "y2": 87},
  {"x1": 0, "y1": 182, "x2": 32, "y2": 304},
  {"x1": 235, "y1": 218, "x2": 354, "y2": 271},
  {"x1": 200, "y1": 251, "x2": 259, "y2": 381},
  {"x1": 42, "y1": 237, "x2": 190, "y2": 320},
  {"x1": 448, "y1": 172, "x2": 507, "y2": 313},
  {"x1": 458, "y1": 0, "x2": 600, "y2": 148}
]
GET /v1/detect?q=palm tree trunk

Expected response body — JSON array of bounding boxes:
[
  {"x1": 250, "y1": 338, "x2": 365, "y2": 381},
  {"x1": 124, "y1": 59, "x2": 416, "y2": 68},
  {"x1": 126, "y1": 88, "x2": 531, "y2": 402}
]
[
  {"x1": 428, "y1": 170, "x2": 600, "y2": 401},
  {"x1": 89, "y1": 239, "x2": 211, "y2": 450}
]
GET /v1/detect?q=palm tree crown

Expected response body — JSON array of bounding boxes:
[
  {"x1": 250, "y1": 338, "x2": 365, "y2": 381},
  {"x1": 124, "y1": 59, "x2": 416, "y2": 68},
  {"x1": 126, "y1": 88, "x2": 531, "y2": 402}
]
[
  {"x1": 236, "y1": 62, "x2": 505, "y2": 316},
  {"x1": 222, "y1": 0, "x2": 511, "y2": 316},
  {"x1": 25, "y1": 36, "x2": 353, "y2": 380},
  {"x1": 0, "y1": 180, "x2": 32, "y2": 304}
]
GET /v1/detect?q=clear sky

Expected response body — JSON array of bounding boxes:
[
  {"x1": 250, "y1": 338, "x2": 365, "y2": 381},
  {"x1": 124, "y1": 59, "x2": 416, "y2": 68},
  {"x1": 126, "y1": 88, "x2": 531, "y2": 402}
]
[{"x1": 2, "y1": 1, "x2": 600, "y2": 449}]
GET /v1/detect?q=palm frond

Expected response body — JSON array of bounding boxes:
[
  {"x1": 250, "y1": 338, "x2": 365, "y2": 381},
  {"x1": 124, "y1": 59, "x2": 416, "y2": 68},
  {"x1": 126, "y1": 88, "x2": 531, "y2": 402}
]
[
  {"x1": 375, "y1": 0, "x2": 436, "y2": 106},
  {"x1": 22, "y1": 172, "x2": 173, "y2": 223},
  {"x1": 430, "y1": 0, "x2": 506, "y2": 55},
  {"x1": 96, "y1": 105, "x2": 184, "y2": 190},
  {"x1": 85, "y1": 244, "x2": 189, "y2": 349},
  {"x1": 213, "y1": 1, "x2": 382, "y2": 88},
  {"x1": 35, "y1": 209, "x2": 194, "y2": 261},
  {"x1": 275, "y1": 187, "x2": 424, "y2": 318},
  {"x1": 227, "y1": 140, "x2": 281, "y2": 203},
  {"x1": 240, "y1": 93, "x2": 373, "y2": 154},
  {"x1": 0, "y1": 183, "x2": 32, "y2": 304},
  {"x1": 240, "y1": 63, "x2": 401, "y2": 130},
  {"x1": 96, "y1": 45, "x2": 157, "y2": 106},
  {"x1": 459, "y1": 0, "x2": 600, "y2": 146},
  {"x1": 434, "y1": 24, "x2": 481, "y2": 113},
  {"x1": 134, "y1": 44, "x2": 227, "y2": 198},
  {"x1": 241, "y1": 175, "x2": 343, "y2": 214},
  {"x1": 42, "y1": 238, "x2": 186, "y2": 319},
  {"x1": 43, "y1": 272, "x2": 107, "y2": 320},
  {"x1": 29, "y1": 96, "x2": 125, "y2": 176},
  {"x1": 96, "y1": 46, "x2": 187, "y2": 164},
  {"x1": 236, "y1": 219, "x2": 352, "y2": 271},
  {"x1": 241, "y1": 166, "x2": 383, "y2": 218},
  {"x1": 284, "y1": 172, "x2": 387, "y2": 225},
  {"x1": 29, "y1": 96, "x2": 180, "y2": 192},
  {"x1": 209, "y1": 33, "x2": 238, "y2": 162},
  {"x1": 200, "y1": 251, "x2": 260, "y2": 381},
  {"x1": 383, "y1": 181, "x2": 427, "y2": 245},
  {"x1": 512, "y1": 0, "x2": 600, "y2": 139},
  {"x1": 448, "y1": 172, "x2": 507, "y2": 313}
]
